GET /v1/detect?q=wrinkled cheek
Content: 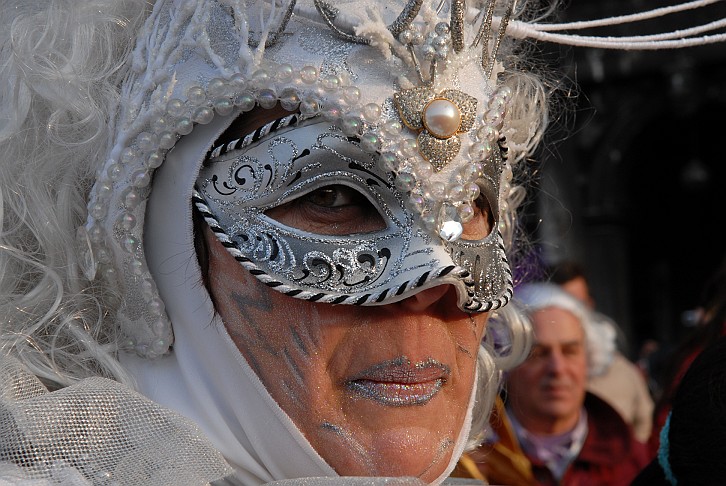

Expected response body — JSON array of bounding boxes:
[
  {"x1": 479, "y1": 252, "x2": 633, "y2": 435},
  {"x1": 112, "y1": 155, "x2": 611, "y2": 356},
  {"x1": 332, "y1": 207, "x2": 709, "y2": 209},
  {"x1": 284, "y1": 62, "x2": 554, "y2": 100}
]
[
  {"x1": 228, "y1": 307, "x2": 326, "y2": 414},
  {"x1": 207, "y1": 272, "x2": 321, "y2": 407},
  {"x1": 472, "y1": 313, "x2": 489, "y2": 344}
]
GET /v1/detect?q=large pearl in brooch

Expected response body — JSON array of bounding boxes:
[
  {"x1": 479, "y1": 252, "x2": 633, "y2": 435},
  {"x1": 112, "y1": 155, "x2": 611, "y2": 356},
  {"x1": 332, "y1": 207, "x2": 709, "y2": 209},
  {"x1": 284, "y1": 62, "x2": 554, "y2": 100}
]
[{"x1": 422, "y1": 99, "x2": 462, "y2": 139}]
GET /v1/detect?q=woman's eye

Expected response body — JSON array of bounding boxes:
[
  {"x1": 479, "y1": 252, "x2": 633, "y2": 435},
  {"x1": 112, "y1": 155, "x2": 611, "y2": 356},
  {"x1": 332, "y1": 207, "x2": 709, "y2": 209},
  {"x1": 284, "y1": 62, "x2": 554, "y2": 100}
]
[
  {"x1": 307, "y1": 186, "x2": 358, "y2": 208},
  {"x1": 265, "y1": 184, "x2": 387, "y2": 235}
]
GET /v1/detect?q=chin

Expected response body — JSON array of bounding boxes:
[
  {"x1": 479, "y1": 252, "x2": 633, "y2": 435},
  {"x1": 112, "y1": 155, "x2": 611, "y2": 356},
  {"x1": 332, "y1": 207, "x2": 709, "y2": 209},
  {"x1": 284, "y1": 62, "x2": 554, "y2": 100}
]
[
  {"x1": 308, "y1": 396, "x2": 466, "y2": 481},
  {"x1": 543, "y1": 405, "x2": 580, "y2": 423},
  {"x1": 322, "y1": 425, "x2": 456, "y2": 481}
]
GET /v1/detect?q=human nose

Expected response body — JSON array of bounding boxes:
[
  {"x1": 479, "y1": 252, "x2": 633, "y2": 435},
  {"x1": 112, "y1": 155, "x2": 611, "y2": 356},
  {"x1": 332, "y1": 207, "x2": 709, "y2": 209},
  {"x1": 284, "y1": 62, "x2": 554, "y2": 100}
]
[
  {"x1": 546, "y1": 349, "x2": 567, "y2": 374},
  {"x1": 396, "y1": 285, "x2": 451, "y2": 312}
]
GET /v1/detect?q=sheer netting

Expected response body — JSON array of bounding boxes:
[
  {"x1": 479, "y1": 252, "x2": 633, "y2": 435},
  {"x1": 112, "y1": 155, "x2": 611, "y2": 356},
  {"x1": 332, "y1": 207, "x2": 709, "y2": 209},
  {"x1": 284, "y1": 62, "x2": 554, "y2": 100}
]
[{"x1": 0, "y1": 354, "x2": 233, "y2": 486}]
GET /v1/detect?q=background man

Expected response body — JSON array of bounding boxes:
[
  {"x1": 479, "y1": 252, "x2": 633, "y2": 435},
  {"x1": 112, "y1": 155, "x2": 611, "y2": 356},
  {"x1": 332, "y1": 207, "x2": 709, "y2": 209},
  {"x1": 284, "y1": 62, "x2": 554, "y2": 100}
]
[
  {"x1": 549, "y1": 261, "x2": 654, "y2": 443},
  {"x1": 457, "y1": 282, "x2": 649, "y2": 485}
]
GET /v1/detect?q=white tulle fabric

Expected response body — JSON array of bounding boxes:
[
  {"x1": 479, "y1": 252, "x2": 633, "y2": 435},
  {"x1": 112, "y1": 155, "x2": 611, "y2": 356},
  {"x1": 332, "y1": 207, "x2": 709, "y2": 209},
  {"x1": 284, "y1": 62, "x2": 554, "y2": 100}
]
[{"x1": 119, "y1": 115, "x2": 476, "y2": 485}]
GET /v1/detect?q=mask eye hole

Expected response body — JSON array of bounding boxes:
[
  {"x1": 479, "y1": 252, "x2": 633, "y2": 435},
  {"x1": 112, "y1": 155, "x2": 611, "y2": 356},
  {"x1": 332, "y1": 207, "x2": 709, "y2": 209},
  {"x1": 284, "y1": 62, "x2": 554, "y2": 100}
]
[
  {"x1": 264, "y1": 184, "x2": 387, "y2": 236},
  {"x1": 460, "y1": 192, "x2": 494, "y2": 241}
]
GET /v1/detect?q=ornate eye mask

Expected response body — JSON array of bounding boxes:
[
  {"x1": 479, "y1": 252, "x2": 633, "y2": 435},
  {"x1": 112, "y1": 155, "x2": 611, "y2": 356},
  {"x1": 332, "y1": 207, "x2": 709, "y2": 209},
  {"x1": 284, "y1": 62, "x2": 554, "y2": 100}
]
[{"x1": 194, "y1": 116, "x2": 513, "y2": 312}]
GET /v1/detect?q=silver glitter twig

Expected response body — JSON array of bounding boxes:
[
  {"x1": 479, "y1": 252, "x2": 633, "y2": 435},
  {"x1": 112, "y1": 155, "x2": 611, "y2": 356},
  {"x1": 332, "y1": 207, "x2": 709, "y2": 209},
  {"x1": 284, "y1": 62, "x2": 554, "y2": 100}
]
[
  {"x1": 486, "y1": 0, "x2": 514, "y2": 78},
  {"x1": 388, "y1": 0, "x2": 425, "y2": 38},
  {"x1": 429, "y1": 58, "x2": 438, "y2": 86},
  {"x1": 450, "y1": 0, "x2": 465, "y2": 53},
  {"x1": 473, "y1": 0, "x2": 497, "y2": 75},
  {"x1": 265, "y1": 0, "x2": 297, "y2": 47},
  {"x1": 314, "y1": 0, "x2": 371, "y2": 44},
  {"x1": 408, "y1": 44, "x2": 426, "y2": 84}
]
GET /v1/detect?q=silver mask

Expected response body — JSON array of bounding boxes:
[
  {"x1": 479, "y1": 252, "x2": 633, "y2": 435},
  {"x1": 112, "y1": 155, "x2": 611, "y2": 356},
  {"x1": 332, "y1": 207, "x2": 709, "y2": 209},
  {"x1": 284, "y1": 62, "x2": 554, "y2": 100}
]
[{"x1": 195, "y1": 117, "x2": 512, "y2": 312}]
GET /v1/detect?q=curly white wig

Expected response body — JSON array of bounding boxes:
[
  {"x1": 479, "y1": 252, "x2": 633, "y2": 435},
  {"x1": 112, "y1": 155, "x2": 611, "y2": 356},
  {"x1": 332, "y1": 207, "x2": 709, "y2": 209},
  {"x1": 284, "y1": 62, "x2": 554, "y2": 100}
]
[{"x1": 0, "y1": 0, "x2": 149, "y2": 386}]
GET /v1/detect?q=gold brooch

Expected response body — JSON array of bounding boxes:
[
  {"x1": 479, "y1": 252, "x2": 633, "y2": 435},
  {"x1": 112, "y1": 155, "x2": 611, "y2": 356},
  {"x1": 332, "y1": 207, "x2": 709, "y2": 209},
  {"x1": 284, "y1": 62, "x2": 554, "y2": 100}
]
[{"x1": 394, "y1": 87, "x2": 477, "y2": 172}]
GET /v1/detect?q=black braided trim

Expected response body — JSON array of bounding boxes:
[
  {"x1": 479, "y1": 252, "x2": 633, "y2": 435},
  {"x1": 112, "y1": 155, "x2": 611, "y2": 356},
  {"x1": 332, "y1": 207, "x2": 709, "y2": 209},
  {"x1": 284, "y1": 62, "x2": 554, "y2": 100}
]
[{"x1": 205, "y1": 113, "x2": 300, "y2": 161}]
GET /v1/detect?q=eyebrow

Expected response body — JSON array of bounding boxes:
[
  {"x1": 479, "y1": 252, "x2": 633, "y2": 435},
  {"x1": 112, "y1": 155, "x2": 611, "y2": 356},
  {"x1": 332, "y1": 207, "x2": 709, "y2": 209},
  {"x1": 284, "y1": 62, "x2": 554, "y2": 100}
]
[
  {"x1": 533, "y1": 339, "x2": 583, "y2": 348},
  {"x1": 205, "y1": 113, "x2": 300, "y2": 161}
]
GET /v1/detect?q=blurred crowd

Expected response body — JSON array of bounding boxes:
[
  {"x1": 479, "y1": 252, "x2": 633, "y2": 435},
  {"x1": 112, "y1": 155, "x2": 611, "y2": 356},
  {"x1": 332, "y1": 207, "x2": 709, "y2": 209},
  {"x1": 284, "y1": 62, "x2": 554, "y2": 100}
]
[{"x1": 452, "y1": 255, "x2": 726, "y2": 485}]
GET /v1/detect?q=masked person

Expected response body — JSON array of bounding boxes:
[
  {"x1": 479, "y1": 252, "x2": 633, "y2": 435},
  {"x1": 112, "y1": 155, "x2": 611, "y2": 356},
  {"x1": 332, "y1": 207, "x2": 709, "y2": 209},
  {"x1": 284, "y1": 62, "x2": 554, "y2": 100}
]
[
  {"x1": 0, "y1": 1, "x2": 546, "y2": 484},
  {"x1": 1, "y1": 0, "x2": 720, "y2": 485}
]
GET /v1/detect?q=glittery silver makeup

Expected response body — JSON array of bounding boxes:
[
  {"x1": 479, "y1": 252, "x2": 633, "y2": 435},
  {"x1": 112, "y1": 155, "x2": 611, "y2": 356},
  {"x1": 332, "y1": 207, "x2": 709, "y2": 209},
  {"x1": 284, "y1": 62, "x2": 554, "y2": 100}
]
[
  {"x1": 416, "y1": 438, "x2": 454, "y2": 479},
  {"x1": 321, "y1": 421, "x2": 378, "y2": 474},
  {"x1": 346, "y1": 356, "x2": 450, "y2": 406}
]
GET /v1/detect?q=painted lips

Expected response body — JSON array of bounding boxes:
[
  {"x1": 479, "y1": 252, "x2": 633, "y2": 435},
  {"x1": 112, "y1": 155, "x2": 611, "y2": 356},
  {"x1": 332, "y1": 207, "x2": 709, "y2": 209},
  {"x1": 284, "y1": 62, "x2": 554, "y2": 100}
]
[{"x1": 346, "y1": 356, "x2": 451, "y2": 406}]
